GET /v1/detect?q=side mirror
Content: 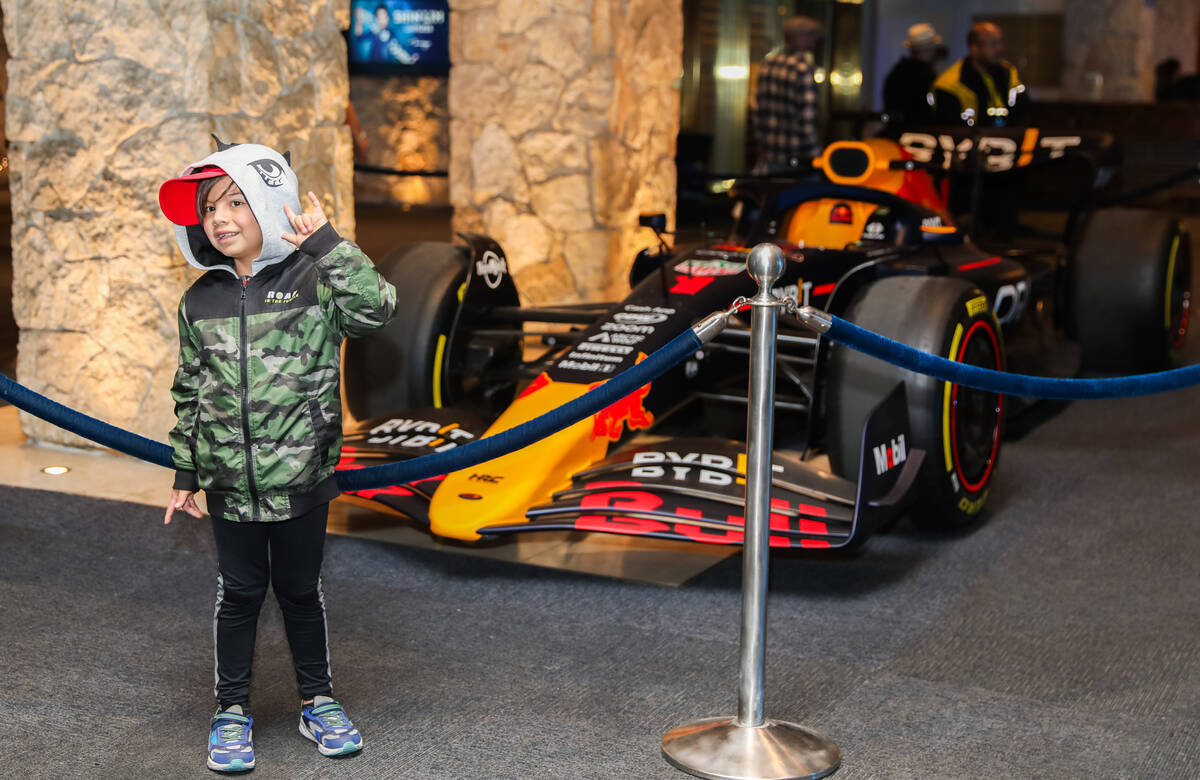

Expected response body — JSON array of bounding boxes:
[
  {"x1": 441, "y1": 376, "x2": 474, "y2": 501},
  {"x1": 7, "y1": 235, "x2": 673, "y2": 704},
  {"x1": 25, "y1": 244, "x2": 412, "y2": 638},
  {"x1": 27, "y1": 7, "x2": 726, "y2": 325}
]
[
  {"x1": 919, "y1": 224, "x2": 964, "y2": 245},
  {"x1": 639, "y1": 213, "x2": 667, "y2": 232},
  {"x1": 629, "y1": 246, "x2": 671, "y2": 288}
]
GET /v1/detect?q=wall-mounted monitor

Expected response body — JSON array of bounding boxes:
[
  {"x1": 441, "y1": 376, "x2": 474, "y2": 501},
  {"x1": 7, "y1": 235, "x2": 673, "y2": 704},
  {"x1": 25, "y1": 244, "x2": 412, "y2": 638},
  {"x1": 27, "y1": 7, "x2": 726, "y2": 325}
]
[{"x1": 349, "y1": 0, "x2": 450, "y2": 76}]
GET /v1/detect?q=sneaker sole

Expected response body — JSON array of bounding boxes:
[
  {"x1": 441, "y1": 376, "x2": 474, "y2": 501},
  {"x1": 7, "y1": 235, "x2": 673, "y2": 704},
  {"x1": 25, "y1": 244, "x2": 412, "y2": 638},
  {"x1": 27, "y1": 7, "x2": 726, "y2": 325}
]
[
  {"x1": 298, "y1": 720, "x2": 363, "y2": 757},
  {"x1": 207, "y1": 756, "x2": 254, "y2": 772}
]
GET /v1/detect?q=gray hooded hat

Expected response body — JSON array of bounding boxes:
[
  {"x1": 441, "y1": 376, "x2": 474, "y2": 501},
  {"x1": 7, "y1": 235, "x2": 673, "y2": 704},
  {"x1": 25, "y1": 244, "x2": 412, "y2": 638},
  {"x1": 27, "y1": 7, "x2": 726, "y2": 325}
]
[{"x1": 161, "y1": 142, "x2": 302, "y2": 277}]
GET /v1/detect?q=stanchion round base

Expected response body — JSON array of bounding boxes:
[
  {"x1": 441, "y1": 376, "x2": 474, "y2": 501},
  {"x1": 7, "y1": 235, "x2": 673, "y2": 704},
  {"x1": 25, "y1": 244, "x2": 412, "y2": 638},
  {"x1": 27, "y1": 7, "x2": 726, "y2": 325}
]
[{"x1": 662, "y1": 717, "x2": 840, "y2": 780}]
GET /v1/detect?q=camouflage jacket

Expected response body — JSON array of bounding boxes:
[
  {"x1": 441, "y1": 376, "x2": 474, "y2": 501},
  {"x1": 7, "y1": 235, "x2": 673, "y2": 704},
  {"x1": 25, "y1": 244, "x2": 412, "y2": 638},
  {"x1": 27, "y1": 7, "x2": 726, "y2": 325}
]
[{"x1": 169, "y1": 224, "x2": 397, "y2": 521}]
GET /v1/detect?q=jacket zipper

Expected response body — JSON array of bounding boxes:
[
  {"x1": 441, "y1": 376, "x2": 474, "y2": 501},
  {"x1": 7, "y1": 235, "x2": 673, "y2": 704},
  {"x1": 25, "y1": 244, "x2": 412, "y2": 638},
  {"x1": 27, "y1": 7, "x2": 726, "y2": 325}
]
[{"x1": 239, "y1": 277, "x2": 260, "y2": 520}]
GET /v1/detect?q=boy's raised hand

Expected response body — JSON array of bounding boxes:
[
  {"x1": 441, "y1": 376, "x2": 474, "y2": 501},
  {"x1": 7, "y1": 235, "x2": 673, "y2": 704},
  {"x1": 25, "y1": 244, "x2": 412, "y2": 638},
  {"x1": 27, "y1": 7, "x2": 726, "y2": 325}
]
[{"x1": 282, "y1": 191, "x2": 330, "y2": 247}]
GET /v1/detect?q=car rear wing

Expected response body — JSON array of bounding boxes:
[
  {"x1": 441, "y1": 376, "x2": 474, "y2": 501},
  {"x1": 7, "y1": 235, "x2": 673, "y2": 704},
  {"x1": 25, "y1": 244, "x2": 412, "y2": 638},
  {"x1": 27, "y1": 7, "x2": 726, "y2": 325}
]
[{"x1": 893, "y1": 126, "x2": 1119, "y2": 174}]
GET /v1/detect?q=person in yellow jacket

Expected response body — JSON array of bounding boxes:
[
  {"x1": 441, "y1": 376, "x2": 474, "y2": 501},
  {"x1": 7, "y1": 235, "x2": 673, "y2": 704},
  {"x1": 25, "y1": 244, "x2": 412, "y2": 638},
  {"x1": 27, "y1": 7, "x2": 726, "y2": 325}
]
[{"x1": 931, "y1": 22, "x2": 1029, "y2": 127}]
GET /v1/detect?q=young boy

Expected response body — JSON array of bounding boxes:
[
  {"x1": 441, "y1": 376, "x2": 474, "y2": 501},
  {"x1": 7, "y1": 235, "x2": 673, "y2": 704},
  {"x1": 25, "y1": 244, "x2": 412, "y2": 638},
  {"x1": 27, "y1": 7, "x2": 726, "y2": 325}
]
[{"x1": 158, "y1": 140, "x2": 396, "y2": 772}]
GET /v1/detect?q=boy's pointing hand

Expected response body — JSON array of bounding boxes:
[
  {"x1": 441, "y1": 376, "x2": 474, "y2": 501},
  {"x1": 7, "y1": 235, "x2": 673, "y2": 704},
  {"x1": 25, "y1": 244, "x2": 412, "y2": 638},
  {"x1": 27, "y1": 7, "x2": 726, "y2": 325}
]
[
  {"x1": 164, "y1": 489, "x2": 204, "y2": 525},
  {"x1": 282, "y1": 191, "x2": 330, "y2": 247}
]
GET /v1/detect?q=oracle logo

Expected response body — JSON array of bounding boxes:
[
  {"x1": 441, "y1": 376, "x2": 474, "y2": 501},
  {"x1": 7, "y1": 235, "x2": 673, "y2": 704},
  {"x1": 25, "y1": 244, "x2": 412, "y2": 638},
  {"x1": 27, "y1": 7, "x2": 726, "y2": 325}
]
[{"x1": 613, "y1": 311, "x2": 667, "y2": 325}]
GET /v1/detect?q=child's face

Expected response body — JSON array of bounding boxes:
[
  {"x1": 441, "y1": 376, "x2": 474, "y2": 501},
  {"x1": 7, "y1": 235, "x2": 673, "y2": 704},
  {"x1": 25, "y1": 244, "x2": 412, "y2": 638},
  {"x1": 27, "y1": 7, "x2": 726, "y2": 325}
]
[{"x1": 201, "y1": 176, "x2": 263, "y2": 264}]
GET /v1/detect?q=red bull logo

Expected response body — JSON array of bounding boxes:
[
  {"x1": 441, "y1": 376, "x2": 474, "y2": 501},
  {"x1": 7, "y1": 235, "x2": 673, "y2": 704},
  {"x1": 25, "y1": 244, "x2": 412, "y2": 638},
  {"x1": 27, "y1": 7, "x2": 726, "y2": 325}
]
[
  {"x1": 829, "y1": 202, "x2": 854, "y2": 224},
  {"x1": 590, "y1": 354, "x2": 654, "y2": 441},
  {"x1": 591, "y1": 383, "x2": 654, "y2": 441}
]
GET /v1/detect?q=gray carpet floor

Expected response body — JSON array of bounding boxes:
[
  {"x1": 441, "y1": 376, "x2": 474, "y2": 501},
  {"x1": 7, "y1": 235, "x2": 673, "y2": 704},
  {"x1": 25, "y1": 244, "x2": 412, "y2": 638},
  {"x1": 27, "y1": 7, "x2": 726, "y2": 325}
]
[
  {"x1": 3, "y1": 374, "x2": 1199, "y2": 779},
  {"x1": 4, "y1": 217, "x2": 1200, "y2": 780}
]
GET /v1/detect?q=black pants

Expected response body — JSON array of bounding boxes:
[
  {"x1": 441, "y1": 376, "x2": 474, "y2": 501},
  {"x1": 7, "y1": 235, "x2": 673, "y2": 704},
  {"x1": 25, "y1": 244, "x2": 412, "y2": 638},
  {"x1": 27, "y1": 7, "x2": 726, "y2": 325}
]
[{"x1": 211, "y1": 503, "x2": 332, "y2": 708}]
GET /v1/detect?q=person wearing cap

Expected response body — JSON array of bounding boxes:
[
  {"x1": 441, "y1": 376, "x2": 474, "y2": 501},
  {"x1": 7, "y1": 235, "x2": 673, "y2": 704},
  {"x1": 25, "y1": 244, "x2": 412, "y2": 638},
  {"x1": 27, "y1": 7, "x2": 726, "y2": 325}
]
[
  {"x1": 159, "y1": 139, "x2": 396, "y2": 772},
  {"x1": 882, "y1": 23, "x2": 945, "y2": 127},
  {"x1": 931, "y1": 21, "x2": 1029, "y2": 127},
  {"x1": 751, "y1": 16, "x2": 823, "y2": 175}
]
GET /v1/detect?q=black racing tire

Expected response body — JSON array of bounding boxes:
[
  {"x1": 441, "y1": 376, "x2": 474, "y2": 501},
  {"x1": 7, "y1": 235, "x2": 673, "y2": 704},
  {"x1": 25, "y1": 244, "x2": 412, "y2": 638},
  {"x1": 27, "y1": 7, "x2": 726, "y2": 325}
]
[
  {"x1": 1069, "y1": 209, "x2": 1193, "y2": 372},
  {"x1": 343, "y1": 242, "x2": 469, "y2": 422},
  {"x1": 826, "y1": 276, "x2": 1005, "y2": 530}
]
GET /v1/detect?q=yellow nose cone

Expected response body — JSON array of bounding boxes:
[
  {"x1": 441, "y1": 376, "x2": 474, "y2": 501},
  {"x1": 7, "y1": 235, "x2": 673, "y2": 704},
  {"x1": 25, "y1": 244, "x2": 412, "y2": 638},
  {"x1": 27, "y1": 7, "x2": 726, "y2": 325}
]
[{"x1": 428, "y1": 378, "x2": 610, "y2": 540}]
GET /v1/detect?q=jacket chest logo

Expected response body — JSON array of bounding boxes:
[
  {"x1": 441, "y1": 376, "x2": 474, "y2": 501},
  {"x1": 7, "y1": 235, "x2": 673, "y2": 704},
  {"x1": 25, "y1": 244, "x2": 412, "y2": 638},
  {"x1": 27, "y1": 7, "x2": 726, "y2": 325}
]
[{"x1": 265, "y1": 289, "x2": 299, "y2": 304}]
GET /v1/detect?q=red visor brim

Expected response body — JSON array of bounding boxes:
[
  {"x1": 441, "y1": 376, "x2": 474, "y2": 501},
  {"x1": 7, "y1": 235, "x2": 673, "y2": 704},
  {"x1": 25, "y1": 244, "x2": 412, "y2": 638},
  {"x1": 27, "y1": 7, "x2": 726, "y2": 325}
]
[{"x1": 159, "y1": 168, "x2": 227, "y2": 226}]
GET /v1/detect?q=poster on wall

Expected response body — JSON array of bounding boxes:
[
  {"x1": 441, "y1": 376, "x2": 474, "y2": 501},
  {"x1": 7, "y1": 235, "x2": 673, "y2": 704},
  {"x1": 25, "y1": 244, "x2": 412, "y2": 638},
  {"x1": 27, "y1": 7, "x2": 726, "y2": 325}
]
[{"x1": 349, "y1": 0, "x2": 450, "y2": 75}]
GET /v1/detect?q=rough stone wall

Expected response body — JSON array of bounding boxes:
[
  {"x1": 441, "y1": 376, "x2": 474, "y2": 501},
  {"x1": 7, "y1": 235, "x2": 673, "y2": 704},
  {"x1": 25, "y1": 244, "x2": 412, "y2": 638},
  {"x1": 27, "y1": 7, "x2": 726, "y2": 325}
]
[
  {"x1": 1061, "y1": 0, "x2": 1197, "y2": 100},
  {"x1": 350, "y1": 74, "x2": 449, "y2": 205},
  {"x1": 2, "y1": 0, "x2": 353, "y2": 448},
  {"x1": 448, "y1": 0, "x2": 681, "y2": 305},
  {"x1": 1062, "y1": 0, "x2": 1150, "y2": 100},
  {"x1": 608, "y1": 0, "x2": 683, "y2": 292},
  {"x1": 0, "y1": 7, "x2": 6, "y2": 152},
  {"x1": 1154, "y1": 0, "x2": 1200, "y2": 73}
]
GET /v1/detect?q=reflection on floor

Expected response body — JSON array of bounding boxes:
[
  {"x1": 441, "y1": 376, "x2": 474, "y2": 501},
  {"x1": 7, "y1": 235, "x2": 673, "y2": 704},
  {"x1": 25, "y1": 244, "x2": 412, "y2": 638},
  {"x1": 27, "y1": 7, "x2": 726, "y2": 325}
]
[
  {"x1": 0, "y1": 405, "x2": 734, "y2": 586},
  {"x1": 0, "y1": 405, "x2": 171, "y2": 509}
]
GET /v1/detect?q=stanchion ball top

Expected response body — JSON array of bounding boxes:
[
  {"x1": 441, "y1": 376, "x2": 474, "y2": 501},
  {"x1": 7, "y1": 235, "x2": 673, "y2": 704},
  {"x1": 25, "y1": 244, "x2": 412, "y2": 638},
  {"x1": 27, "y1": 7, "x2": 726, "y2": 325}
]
[{"x1": 747, "y1": 243, "x2": 785, "y2": 289}]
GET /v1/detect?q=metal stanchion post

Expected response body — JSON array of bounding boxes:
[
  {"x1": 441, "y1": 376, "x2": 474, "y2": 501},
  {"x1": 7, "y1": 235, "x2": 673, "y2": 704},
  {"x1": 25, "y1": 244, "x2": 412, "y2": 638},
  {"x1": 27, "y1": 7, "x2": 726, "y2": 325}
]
[{"x1": 661, "y1": 244, "x2": 841, "y2": 780}]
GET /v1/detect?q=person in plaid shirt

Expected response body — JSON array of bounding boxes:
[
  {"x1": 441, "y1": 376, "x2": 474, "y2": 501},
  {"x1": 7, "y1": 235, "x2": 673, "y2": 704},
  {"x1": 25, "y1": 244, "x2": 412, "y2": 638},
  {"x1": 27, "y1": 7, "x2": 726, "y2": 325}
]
[{"x1": 752, "y1": 17, "x2": 822, "y2": 175}]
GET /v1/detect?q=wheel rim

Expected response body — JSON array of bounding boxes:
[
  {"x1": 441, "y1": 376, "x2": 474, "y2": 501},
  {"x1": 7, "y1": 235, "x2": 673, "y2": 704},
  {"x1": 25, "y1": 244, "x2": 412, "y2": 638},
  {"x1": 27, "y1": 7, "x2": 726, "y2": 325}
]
[{"x1": 950, "y1": 320, "x2": 1003, "y2": 493}]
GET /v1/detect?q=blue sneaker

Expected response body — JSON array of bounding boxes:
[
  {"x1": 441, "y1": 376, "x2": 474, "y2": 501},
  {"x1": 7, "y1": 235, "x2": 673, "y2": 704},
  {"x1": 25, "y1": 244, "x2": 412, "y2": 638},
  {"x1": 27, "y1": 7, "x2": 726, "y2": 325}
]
[
  {"x1": 298, "y1": 696, "x2": 362, "y2": 756},
  {"x1": 207, "y1": 705, "x2": 254, "y2": 772}
]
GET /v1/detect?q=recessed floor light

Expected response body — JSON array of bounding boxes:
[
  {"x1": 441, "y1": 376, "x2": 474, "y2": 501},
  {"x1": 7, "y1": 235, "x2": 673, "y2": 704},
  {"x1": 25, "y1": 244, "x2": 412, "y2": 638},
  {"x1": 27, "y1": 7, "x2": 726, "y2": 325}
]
[{"x1": 41, "y1": 466, "x2": 70, "y2": 475}]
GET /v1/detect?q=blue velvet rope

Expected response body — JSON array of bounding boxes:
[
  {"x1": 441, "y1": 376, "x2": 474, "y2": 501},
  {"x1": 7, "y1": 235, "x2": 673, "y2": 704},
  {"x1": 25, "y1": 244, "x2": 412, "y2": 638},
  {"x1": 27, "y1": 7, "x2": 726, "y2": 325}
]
[
  {"x1": 0, "y1": 327, "x2": 703, "y2": 491},
  {"x1": 10, "y1": 311, "x2": 1196, "y2": 494},
  {"x1": 824, "y1": 314, "x2": 1200, "y2": 400},
  {"x1": 0, "y1": 372, "x2": 176, "y2": 467},
  {"x1": 337, "y1": 328, "x2": 702, "y2": 491}
]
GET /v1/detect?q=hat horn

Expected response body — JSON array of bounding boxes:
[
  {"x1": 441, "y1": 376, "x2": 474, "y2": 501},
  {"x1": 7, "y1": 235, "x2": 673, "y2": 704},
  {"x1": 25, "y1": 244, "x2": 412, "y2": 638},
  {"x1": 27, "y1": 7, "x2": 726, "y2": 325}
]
[{"x1": 210, "y1": 134, "x2": 238, "y2": 152}]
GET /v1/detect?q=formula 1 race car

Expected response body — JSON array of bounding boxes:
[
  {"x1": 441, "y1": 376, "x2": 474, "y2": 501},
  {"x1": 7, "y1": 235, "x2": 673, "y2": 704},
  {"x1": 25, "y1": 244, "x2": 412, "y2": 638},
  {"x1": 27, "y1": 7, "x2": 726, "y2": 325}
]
[{"x1": 335, "y1": 129, "x2": 1192, "y2": 550}]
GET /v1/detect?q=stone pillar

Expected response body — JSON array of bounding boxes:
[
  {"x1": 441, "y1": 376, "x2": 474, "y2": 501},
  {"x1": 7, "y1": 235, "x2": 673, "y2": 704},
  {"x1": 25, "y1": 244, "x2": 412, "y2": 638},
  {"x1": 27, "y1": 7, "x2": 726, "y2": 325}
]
[
  {"x1": 2, "y1": 0, "x2": 354, "y2": 448},
  {"x1": 1063, "y1": 0, "x2": 1154, "y2": 100},
  {"x1": 1154, "y1": 0, "x2": 1200, "y2": 73},
  {"x1": 448, "y1": 0, "x2": 682, "y2": 305},
  {"x1": 1063, "y1": 0, "x2": 1199, "y2": 100}
]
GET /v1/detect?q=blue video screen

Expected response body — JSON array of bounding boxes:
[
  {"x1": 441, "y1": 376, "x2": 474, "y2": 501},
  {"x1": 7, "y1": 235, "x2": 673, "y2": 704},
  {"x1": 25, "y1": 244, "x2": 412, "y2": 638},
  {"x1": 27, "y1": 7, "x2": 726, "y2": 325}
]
[{"x1": 349, "y1": 0, "x2": 450, "y2": 75}]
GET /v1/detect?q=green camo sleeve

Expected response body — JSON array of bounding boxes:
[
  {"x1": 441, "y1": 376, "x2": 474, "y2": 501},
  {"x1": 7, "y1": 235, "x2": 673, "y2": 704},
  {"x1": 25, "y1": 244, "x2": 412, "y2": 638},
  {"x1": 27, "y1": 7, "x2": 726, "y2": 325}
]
[
  {"x1": 168, "y1": 299, "x2": 201, "y2": 482},
  {"x1": 304, "y1": 224, "x2": 397, "y2": 338}
]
